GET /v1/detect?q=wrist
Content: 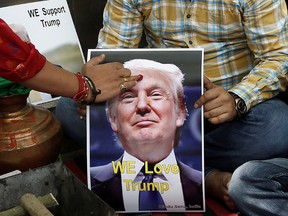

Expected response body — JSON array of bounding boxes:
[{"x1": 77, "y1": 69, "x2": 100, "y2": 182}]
[
  {"x1": 72, "y1": 73, "x2": 88, "y2": 103},
  {"x1": 83, "y1": 76, "x2": 101, "y2": 104},
  {"x1": 84, "y1": 82, "x2": 93, "y2": 103},
  {"x1": 72, "y1": 73, "x2": 101, "y2": 105},
  {"x1": 229, "y1": 92, "x2": 247, "y2": 118}
]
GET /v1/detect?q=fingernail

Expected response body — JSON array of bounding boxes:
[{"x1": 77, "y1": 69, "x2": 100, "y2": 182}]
[{"x1": 137, "y1": 74, "x2": 143, "y2": 81}]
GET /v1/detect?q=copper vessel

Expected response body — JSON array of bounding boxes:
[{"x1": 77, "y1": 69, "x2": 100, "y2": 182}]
[{"x1": 0, "y1": 94, "x2": 62, "y2": 175}]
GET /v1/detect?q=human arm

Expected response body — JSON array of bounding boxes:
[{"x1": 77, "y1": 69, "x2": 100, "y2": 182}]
[
  {"x1": 19, "y1": 55, "x2": 138, "y2": 103},
  {"x1": 97, "y1": 0, "x2": 144, "y2": 48},
  {"x1": 0, "y1": 18, "x2": 140, "y2": 103},
  {"x1": 194, "y1": 0, "x2": 288, "y2": 124},
  {"x1": 229, "y1": 0, "x2": 288, "y2": 110}
]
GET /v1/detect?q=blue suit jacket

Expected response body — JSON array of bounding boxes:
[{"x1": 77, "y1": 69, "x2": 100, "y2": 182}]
[{"x1": 90, "y1": 158, "x2": 204, "y2": 211}]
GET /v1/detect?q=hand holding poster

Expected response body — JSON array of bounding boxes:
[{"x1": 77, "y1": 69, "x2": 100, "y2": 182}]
[{"x1": 86, "y1": 48, "x2": 205, "y2": 213}]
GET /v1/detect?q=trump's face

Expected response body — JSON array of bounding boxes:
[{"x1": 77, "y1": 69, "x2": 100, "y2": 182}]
[{"x1": 108, "y1": 69, "x2": 186, "y2": 160}]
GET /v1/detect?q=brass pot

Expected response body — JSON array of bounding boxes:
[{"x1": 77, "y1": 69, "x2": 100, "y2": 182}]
[{"x1": 0, "y1": 94, "x2": 62, "y2": 175}]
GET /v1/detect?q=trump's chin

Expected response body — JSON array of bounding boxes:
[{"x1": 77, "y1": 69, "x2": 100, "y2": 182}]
[{"x1": 137, "y1": 128, "x2": 159, "y2": 140}]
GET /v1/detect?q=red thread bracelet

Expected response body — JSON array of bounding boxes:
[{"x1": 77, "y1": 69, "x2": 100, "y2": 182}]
[{"x1": 72, "y1": 73, "x2": 88, "y2": 103}]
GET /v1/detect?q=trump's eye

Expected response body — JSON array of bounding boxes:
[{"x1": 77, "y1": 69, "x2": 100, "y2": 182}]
[
  {"x1": 121, "y1": 92, "x2": 135, "y2": 103},
  {"x1": 150, "y1": 90, "x2": 166, "y2": 99}
]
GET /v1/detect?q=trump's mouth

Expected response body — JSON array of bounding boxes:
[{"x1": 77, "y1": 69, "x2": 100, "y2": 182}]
[{"x1": 132, "y1": 119, "x2": 158, "y2": 127}]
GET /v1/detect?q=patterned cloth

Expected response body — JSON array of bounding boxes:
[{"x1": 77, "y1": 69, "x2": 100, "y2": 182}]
[
  {"x1": 0, "y1": 18, "x2": 46, "y2": 83},
  {"x1": 97, "y1": 0, "x2": 288, "y2": 110}
]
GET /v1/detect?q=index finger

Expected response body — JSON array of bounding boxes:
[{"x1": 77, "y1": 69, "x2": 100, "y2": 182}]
[
  {"x1": 194, "y1": 95, "x2": 207, "y2": 108},
  {"x1": 194, "y1": 89, "x2": 215, "y2": 108},
  {"x1": 118, "y1": 68, "x2": 132, "y2": 77}
]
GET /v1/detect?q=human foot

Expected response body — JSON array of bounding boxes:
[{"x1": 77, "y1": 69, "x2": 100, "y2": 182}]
[{"x1": 205, "y1": 170, "x2": 235, "y2": 210}]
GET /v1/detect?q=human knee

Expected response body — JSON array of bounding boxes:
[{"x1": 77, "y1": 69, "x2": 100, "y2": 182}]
[
  {"x1": 229, "y1": 161, "x2": 261, "y2": 202},
  {"x1": 55, "y1": 97, "x2": 79, "y2": 122},
  {"x1": 56, "y1": 97, "x2": 78, "y2": 113},
  {"x1": 55, "y1": 97, "x2": 86, "y2": 145}
]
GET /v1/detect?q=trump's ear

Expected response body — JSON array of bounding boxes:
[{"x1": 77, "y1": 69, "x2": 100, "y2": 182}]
[
  {"x1": 176, "y1": 99, "x2": 187, "y2": 127},
  {"x1": 108, "y1": 114, "x2": 119, "y2": 132}
]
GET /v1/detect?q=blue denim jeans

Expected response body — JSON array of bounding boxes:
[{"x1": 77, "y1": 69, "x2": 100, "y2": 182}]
[
  {"x1": 204, "y1": 98, "x2": 288, "y2": 174},
  {"x1": 229, "y1": 158, "x2": 288, "y2": 216},
  {"x1": 55, "y1": 97, "x2": 86, "y2": 146}
]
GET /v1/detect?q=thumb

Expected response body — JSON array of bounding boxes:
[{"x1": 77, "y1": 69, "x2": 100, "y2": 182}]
[
  {"x1": 204, "y1": 76, "x2": 215, "y2": 90},
  {"x1": 88, "y1": 54, "x2": 105, "y2": 65}
]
